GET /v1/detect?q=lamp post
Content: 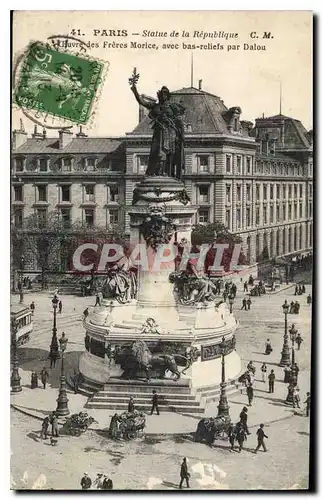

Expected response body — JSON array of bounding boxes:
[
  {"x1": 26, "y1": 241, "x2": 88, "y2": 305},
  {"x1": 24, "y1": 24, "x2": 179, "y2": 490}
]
[
  {"x1": 48, "y1": 296, "x2": 60, "y2": 368},
  {"x1": 56, "y1": 333, "x2": 70, "y2": 416},
  {"x1": 285, "y1": 325, "x2": 299, "y2": 404},
  {"x1": 11, "y1": 318, "x2": 22, "y2": 393},
  {"x1": 19, "y1": 254, "x2": 25, "y2": 304},
  {"x1": 228, "y1": 294, "x2": 234, "y2": 314},
  {"x1": 217, "y1": 336, "x2": 230, "y2": 420},
  {"x1": 279, "y1": 300, "x2": 291, "y2": 366}
]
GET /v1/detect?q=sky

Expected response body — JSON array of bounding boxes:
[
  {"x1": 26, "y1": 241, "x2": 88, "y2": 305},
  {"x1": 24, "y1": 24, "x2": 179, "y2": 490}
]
[{"x1": 12, "y1": 10, "x2": 313, "y2": 137}]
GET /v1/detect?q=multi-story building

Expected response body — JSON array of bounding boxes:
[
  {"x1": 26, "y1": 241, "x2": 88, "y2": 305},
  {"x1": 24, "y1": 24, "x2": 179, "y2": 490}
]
[{"x1": 11, "y1": 85, "x2": 313, "y2": 270}]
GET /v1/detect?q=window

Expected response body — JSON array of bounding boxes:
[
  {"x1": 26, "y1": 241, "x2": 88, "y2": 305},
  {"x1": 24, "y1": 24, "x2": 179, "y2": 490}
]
[
  {"x1": 198, "y1": 155, "x2": 209, "y2": 172},
  {"x1": 109, "y1": 185, "x2": 119, "y2": 202},
  {"x1": 256, "y1": 185, "x2": 260, "y2": 201},
  {"x1": 226, "y1": 185, "x2": 231, "y2": 204},
  {"x1": 246, "y1": 185, "x2": 251, "y2": 202},
  {"x1": 198, "y1": 209, "x2": 209, "y2": 223},
  {"x1": 85, "y1": 209, "x2": 94, "y2": 226},
  {"x1": 300, "y1": 185, "x2": 303, "y2": 198},
  {"x1": 270, "y1": 185, "x2": 274, "y2": 200},
  {"x1": 246, "y1": 207, "x2": 251, "y2": 227},
  {"x1": 288, "y1": 185, "x2": 292, "y2": 198},
  {"x1": 263, "y1": 206, "x2": 267, "y2": 225},
  {"x1": 226, "y1": 209, "x2": 231, "y2": 229},
  {"x1": 61, "y1": 158, "x2": 72, "y2": 172},
  {"x1": 270, "y1": 206, "x2": 274, "y2": 223},
  {"x1": 199, "y1": 185, "x2": 209, "y2": 203},
  {"x1": 14, "y1": 186, "x2": 23, "y2": 201},
  {"x1": 294, "y1": 201, "x2": 298, "y2": 218},
  {"x1": 236, "y1": 208, "x2": 241, "y2": 228},
  {"x1": 14, "y1": 209, "x2": 23, "y2": 227},
  {"x1": 288, "y1": 203, "x2": 292, "y2": 220},
  {"x1": 15, "y1": 158, "x2": 24, "y2": 172},
  {"x1": 236, "y1": 185, "x2": 241, "y2": 202},
  {"x1": 256, "y1": 207, "x2": 260, "y2": 226},
  {"x1": 283, "y1": 185, "x2": 287, "y2": 199},
  {"x1": 284, "y1": 165, "x2": 288, "y2": 176},
  {"x1": 109, "y1": 210, "x2": 119, "y2": 224},
  {"x1": 237, "y1": 156, "x2": 241, "y2": 174},
  {"x1": 246, "y1": 157, "x2": 251, "y2": 174},
  {"x1": 61, "y1": 209, "x2": 71, "y2": 228},
  {"x1": 226, "y1": 155, "x2": 232, "y2": 173},
  {"x1": 39, "y1": 158, "x2": 47, "y2": 172},
  {"x1": 84, "y1": 185, "x2": 95, "y2": 202},
  {"x1": 37, "y1": 208, "x2": 47, "y2": 227},
  {"x1": 309, "y1": 202, "x2": 312, "y2": 217},
  {"x1": 299, "y1": 203, "x2": 303, "y2": 218},
  {"x1": 283, "y1": 204, "x2": 286, "y2": 221},
  {"x1": 294, "y1": 185, "x2": 298, "y2": 198},
  {"x1": 61, "y1": 185, "x2": 70, "y2": 202},
  {"x1": 276, "y1": 185, "x2": 280, "y2": 199},
  {"x1": 309, "y1": 184, "x2": 312, "y2": 197},
  {"x1": 263, "y1": 185, "x2": 267, "y2": 200},
  {"x1": 37, "y1": 185, "x2": 47, "y2": 202},
  {"x1": 86, "y1": 158, "x2": 96, "y2": 171},
  {"x1": 137, "y1": 155, "x2": 148, "y2": 173},
  {"x1": 276, "y1": 205, "x2": 280, "y2": 222}
]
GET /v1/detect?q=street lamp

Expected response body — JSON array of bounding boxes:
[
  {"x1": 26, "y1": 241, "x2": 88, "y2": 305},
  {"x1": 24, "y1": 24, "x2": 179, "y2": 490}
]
[
  {"x1": 217, "y1": 336, "x2": 230, "y2": 420},
  {"x1": 285, "y1": 325, "x2": 299, "y2": 405},
  {"x1": 56, "y1": 333, "x2": 70, "y2": 416},
  {"x1": 48, "y1": 296, "x2": 60, "y2": 368},
  {"x1": 19, "y1": 254, "x2": 25, "y2": 304},
  {"x1": 279, "y1": 300, "x2": 291, "y2": 366},
  {"x1": 11, "y1": 318, "x2": 22, "y2": 393},
  {"x1": 228, "y1": 294, "x2": 235, "y2": 314}
]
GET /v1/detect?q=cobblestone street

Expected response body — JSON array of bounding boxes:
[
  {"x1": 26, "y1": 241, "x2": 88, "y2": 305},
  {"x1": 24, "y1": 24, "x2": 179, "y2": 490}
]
[{"x1": 11, "y1": 283, "x2": 312, "y2": 490}]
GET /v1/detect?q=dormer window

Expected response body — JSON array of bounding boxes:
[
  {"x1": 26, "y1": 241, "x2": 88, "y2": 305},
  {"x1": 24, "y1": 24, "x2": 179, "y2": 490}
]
[
  {"x1": 85, "y1": 157, "x2": 96, "y2": 171},
  {"x1": 39, "y1": 158, "x2": 48, "y2": 172},
  {"x1": 197, "y1": 155, "x2": 209, "y2": 173},
  {"x1": 61, "y1": 157, "x2": 72, "y2": 172},
  {"x1": 15, "y1": 157, "x2": 24, "y2": 172},
  {"x1": 137, "y1": 155, "x2": 148, "y2": 173}
]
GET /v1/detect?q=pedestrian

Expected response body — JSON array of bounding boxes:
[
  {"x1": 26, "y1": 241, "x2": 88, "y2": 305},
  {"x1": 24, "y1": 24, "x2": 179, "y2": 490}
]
[
  {"x1": 50, "y1": 412, "x2": 59, "y2": 437},
  {"x1": 261, "y1": 363, "x2": 267, "y2": 383},
  {"x1": 239, "y1": 406, "x2": 251, "y2": 434},
  {"x1": 307, "y1": 294, "x2": 312, "y2": 305},
  {"x1": 249, "y1": 274, "x2": 254, "y2": 286},
  {"x1": 40, "y1": 416, "x2": 50, "y2": 440},
  {"x1": 94, "y1": 293, "x2": 101, "y2": 307},
  {"x1": 265, "y1": 339, "x2": 273, "y2": 355},
  {"x1": 302, "y1": 284, "x2": 306, "y2": 294},
  {"x1": 246, "y1": 382, "x2": 254, "y2": 406},
  {"x1": 293, "y1": 386, "x2": 301, "y2": 409},
  {"x1": 93, "y1": 473, "x2": 104, "y2": 489},
  {"x1": 241, "y1": 298, "x2": 247, "y2": 310},
  {"x1": 80, "y1": 473, "x2": 92, "y2": 490},
  {"x1": 290, "y1": 301, "x2": 295, "y2": 314},
  {"x1": 243, "y1": 281, "x2": 248, "y2": 292},
  {"x1": 109, "y1": 413, "x2": 119, "y2": 439},
  {"x1": 150, "y1": 390, "x2": 160, "y2": 415},
  {"x1": 294, "y1": 285, "x2": 298, "y2": 296},
  {"x1": 228, "y1": 423, "x2": 236, "y2": 451},
  {"x1": 254, "y1": 424, "x2": 268, "y2": 453},
  {"x1": 102, "y1": 476, "x2": 113, "y2": 490},
  {"x1": 58, "y1": 300, "x2": 62, "y2": 314},
  {"x1": 295, "y1": 333, "x2": 303, "y2": 350},
  {"x1": 222, "y1": 291, "x2": 227, "y2": 302},
  {"x1": 304, "y1": 392, "x2": 311, "y2": 417},
  {"x1": 247, "y1": 361, "x2": 255, "y2": 375},
  {"x1": 236, "y1": 423, "x2": 248, "y2": 452},
  {"x1": 268, "y1": 369, "x2": 275, "y2": 393},
  {"x1": 31, "y1": 371, "x2": 38, "y2": 389},
  {"x1": 128, "y1": 396, "x2": 135, "y2": 413},
  {"x1": 40, "y1": 366, "x2": 49, "y2": 389},
  {"x1": 30, "y1": 301, "x2": 35, "y2": 315},
  {"x1": 246, "y1": 297, "x2": 252, "y2": 310},
  {"x1": 179, "y1": 458, "x2": 190, "y2": 489},
  {"x1": 83, "y1": 307, "x2": 89, "y2": 320}
]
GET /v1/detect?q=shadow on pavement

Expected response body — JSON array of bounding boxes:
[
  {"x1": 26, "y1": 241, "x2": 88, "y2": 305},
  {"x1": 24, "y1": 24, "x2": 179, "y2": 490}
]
[
  {"x1": 162, "y1": 481, "x2": 179, "y2": 489},
  {"x1": 27, "y1": 431, "x2": 41, "y2": 443}
]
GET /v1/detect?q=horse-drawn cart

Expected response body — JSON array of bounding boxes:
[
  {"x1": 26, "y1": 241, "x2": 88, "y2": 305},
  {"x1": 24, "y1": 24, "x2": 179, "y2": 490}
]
[
  {"x1": 109, "y1": 410, "x2": 146, "y2": 440},
  {"x1": 64, "y1": 412, "x2": 97, "y2": 436}
]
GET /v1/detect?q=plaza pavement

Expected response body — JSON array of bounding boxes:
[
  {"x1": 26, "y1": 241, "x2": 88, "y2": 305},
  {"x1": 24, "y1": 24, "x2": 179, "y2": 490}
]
[{"x1": 10, "y1": 283, "x2": 312, "y2": 490}]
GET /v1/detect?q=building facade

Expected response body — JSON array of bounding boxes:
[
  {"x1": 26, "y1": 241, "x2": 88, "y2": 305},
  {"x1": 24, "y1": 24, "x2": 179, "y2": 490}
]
[{"x1": 11, "y1": 86, "x2": 313, "y2": 270}]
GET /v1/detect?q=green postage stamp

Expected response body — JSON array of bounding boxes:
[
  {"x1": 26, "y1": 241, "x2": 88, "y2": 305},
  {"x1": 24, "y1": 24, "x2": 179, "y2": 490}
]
[{"x1": 14, "y1": 42, "x2": 104, "y2": 124}]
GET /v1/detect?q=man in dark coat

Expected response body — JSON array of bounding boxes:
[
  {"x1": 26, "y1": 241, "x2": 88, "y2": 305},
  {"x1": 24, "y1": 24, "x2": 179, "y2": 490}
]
[
  {"x1": 241, "y1": 298, "x2": 247, "y2": 310},
  {"x1": 254, "y1": 424, "x2": 268, "y2": 453},
  {"x1": 295, "y1": 333, "x2": 303, "y2": 350},
  {"x1": 243, "y1": 281, "x2": 248, "y2": 292},
  {"x1": 150, "y1": 390, "x2": 160, "y2": 415},
  {"x1": 50, "y1": 412, "x2": 59, "y2": 437},
  {"x1": 58, "y1": 300, "x2": 62, "y2": 314},
  {"x1": 246, "y1": 384, "x2": 254, "y2": 406},
  {"x1": 41, "y1": 416, "x2": 50, "y2": 440},
  {"x1": 128, "y1": 396, "x2": 135, "y2": 413},
  {"x1": 179, "y1": 458, "x2": 190, "y2": 489},
  {"x1": 268, "y1": 370, "x2": 275, "y2": 393},
  {"x1": 246, "y1": 297, "x2": 252, "y2": 310},
  {"x1": 80, "y1": 473, "x2": 92, "y2": 490},
  {"x1": 239, "y1": 406, "x2": 251, "y2": 434},
  {"x1": 40, "y1": 367, "x2": 49, "y2": 389}
]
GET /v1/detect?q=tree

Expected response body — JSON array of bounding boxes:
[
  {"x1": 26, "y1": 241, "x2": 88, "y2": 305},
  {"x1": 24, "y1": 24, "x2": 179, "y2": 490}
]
[{"x1": 191, "y1": 222, "x2": 248, "y2": 273}]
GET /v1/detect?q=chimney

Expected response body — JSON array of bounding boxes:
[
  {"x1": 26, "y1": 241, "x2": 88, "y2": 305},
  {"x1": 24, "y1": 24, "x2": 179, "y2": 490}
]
[
  {"x1": 76, "y1": 126, "x2": 88, "y2": 138},
  {"x1": 12, "y1": 129, "x2": 28, "y2": 150},
  {"x1": 58, "y1": 129, "x2": 73, "y2": 149},
  {"x1": 198, "y1": 79, "x2": 203, "y2": 90},
  {"x1": 32, "y1": 125, "x2": 43, "y2": 138}
]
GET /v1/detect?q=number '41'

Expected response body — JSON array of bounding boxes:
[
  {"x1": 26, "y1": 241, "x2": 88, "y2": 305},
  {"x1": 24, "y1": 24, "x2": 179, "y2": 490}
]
[{"x1": 70, "y1": 29, "x2": 82, "y2": 36}]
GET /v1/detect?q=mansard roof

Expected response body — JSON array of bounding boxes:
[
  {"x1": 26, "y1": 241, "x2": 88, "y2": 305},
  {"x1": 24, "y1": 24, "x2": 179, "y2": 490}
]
[
  {"x1": 129, "y1": 86, "x2": 250, "y2": 137},
  {"x1": 14, "y1": 137, "x2": 124, "y2": 155},
  {"x1": 254, "y1": 113, "x2": 312, "y2": 150}
]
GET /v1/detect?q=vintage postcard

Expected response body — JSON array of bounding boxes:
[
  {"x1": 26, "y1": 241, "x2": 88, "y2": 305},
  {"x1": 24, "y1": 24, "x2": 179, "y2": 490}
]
[{"x1": 10, "y1": 10, "x2": 313, "y2": 491}]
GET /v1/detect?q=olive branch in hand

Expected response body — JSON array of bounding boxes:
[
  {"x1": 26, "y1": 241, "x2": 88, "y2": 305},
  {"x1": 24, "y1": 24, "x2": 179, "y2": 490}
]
[{"x1": 129, "y1": 67, "x2": 140, "y2": 86}]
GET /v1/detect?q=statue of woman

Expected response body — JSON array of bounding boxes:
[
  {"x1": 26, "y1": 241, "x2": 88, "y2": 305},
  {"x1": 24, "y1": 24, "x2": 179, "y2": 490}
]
[{"x1": 129, "y1": 69, "x2": 185, "y2": 179}]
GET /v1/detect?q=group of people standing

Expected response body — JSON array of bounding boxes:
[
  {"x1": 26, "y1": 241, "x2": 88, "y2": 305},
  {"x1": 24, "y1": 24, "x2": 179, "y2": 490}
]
[{"x1": 81, "y1": 473, "x2": 113, "y2": 490}]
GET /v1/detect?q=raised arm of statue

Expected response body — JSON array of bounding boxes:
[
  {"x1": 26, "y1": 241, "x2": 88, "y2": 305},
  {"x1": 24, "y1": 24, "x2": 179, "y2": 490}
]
[{"x1": 130, "y1": 84, "x2": 155, "y2": 110}]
